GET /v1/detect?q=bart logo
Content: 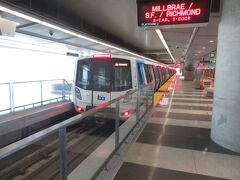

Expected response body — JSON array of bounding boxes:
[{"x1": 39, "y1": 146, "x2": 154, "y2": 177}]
[{"x1": 97, "y1": 95, "x2": 105, "y2": 100}]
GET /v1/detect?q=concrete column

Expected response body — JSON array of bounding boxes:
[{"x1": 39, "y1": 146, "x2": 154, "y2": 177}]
[
  {"x1": 184, "y1": 70, "x2": 195, "y2": 81},
  {"x1": 184, "y1": 64, "x2": 195, "y2": 81},
  {"x1": 194, "y1": 69, "x2": 203, "y2": 89},
  {"x1": 211, "y1": 0, "x2": 240, "y2": 153}
]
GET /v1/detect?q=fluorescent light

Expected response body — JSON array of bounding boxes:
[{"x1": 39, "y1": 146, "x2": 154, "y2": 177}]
[
  {"x1": 155, "y1": 29, "x2": 176, "y2": 64},
  {"x1": 0, "y1": 4, "x2": 163, "y2": 64},
  {"x1": 209, "y1": 40, "x2": 214, "y2": 43}
]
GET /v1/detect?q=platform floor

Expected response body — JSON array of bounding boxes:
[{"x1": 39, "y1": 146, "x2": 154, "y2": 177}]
[{"x1": 114, "y1": 76, "x2": 240, "y2": 180}]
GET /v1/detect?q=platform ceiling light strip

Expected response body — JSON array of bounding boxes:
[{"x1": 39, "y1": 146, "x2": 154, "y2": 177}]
[
  {"x1": 155, "y1": 29, "x2": 176, "y2": 64},
  {"x1": 0, "y1": 5, "x2": 160, "y2": 64}
]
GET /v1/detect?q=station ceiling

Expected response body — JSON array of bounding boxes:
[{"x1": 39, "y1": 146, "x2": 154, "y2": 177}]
[{"x1": 1, "y1": 0, "x2": 220, "y2": 65}]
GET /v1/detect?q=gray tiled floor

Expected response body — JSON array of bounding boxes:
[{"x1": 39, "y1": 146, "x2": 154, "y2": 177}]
[
  {"x1": 114, "y1": 76, "x2": 240, "y2": 180},
  {"x1": 114, "y1": 162, "x2": 229, "y2": 180},
  {"x1": 172, "y1": 99, "x2": 213, "y2": 104},
  {"x1": 152, "y1": 111, "x2": 212, "y2": 121},
  {"x1": 170, "y1": 104, "x2": 212, "y2": 111},
  {"x1": 137, "y1": 124, "x2": 239, "y2": 156}
]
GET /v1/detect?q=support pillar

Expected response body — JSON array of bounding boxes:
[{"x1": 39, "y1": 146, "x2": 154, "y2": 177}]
[
  {"x1": 211, "y1": 0, "x2": 240, "y2": 152},
  {"x1": 184, "y1": 64, "x2": 195, "y2": 81},
  {"x1": 184, "y1": 70, "x2": 195, "y2": 81}
]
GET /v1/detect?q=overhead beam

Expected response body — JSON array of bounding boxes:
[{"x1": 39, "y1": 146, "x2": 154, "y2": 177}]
[
  {"x1": 16, "y1": 22, "x2": 38, "y2": 29},
  {"x1": 16, "y1": 29, "x2": 104, "y2": 53},
  {"x1": 58, "y1": 36, "x2": 76, "y2": 41},
  {"x1": 143, "y1": 50, "x2": 168, "y2": 55},
  {"x1": 184, "y1": 27, "x2": 199, "y2": 59}
]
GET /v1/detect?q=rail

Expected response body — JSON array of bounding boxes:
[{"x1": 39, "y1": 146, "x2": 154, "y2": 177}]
[
  {"x1": 0, "y1": 79, "x2": 72, "y2": 115},
  {"x1": 0, "y1": 85, "x2": 154, "y2": 180}
]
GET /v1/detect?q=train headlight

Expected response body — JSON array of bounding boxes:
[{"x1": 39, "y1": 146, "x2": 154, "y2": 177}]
[
  {"x1": 76, "y1": 105, "x2": 84, "y2": 113},
  {"x1": 75, "y1": 87, "x2": 82, "y2": 100},
  {"x1": 120, "y1": 110, "x2": 131, "y2": 117}
]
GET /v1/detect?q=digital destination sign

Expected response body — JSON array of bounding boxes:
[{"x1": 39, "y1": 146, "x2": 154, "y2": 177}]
[{"x1": 137, "y1": 0, "x2": 211, "y2": 28}]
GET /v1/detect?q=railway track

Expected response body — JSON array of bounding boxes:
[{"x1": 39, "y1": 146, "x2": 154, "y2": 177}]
[{"x1": 0, "y1": 117, "x2": 117, "y2": 180}]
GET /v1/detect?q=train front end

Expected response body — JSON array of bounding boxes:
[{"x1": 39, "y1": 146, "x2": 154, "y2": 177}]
[{"x1": 73, "y1": 54, "x2": 134, "y2": 119}]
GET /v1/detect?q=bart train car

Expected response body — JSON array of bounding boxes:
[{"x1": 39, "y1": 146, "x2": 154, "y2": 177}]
[{"x1": 73, "y1": 54, "x2": 175, "y2": 115}]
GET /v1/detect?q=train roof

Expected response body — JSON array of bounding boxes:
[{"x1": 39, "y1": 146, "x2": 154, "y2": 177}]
[{"x1": 77, "y1": 54, "x2": 167, "y2": 66}]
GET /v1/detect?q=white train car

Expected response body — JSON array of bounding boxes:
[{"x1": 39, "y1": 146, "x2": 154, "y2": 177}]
[{"x1": 72, "y1": 54, "x2": 175, "y2": 118}]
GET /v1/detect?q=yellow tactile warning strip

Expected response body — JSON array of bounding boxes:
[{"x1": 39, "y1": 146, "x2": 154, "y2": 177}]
[{"x1": 154, "y1": 75, "x2": 176, "y2": 106}]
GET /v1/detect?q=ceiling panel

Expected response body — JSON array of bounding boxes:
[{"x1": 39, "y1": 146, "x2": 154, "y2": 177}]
[
  {"x1": 19, "y1": 24, "x2": 72, "y2": 40},
  {"x1": 3, "y1": 12, "x2": 30, "y2": 26},
  {"x1": 88, "y1": 44, "x2": 110, "y2": 51},
  {"x1": 186, "y1": 15, "x2": 219, "y2": 63},
  {"x1": 48, "y1": 0, "x2": 166, "y2": 51},
  {"x1": 65, "y1": 38, "x2": 97, "y2": 47}
]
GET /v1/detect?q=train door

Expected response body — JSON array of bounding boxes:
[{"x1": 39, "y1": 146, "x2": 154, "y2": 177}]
[
  {"x1": 153, "y1": 65, "x2": 160, "y2": 91},
  {"x1": 149, "y1": 65, "x2": 155, "y2": 89},
  {"x1": 157, "y1": 66, "x2": 162, "y2": 86},
  {"x1": 144, "y1": 64, "x2": 152, "y2": 84},
  {"x1": 92, "y1": 59, "x2": 111, "y2": 107},
  {"x1": 111, "y1": 59, "x2": 132, "y2": 99},
  {"x1": 161, "y1": 68, "x2": 165, "y2": 84},
  {"x1": 162, "y1": 67, "x2": 166, "y2": 82}
]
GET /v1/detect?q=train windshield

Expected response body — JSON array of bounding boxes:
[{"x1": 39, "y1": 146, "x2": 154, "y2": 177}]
[
  {"x1": 76, "y1": 60, "x2": 91, "y2": 90},
  {"x1": 76, "y1": 58, "x2": 132, "y2": 92},
  {"x1": 92, "y1": 59, "x2": 111, "y2": 92}
]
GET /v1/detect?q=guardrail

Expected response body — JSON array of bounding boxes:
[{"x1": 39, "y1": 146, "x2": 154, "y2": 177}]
[
  {"x1": 0, "y1": 85, "x2": 154, "y2": 180},
  {"x1": 0, "y1": 79, "x2": 72, "y2": 115}
]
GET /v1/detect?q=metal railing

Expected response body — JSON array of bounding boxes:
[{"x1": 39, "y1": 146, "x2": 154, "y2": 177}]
[
  {"x1": 0, "y1": 85, "x2": 154, "y2": 180},
  {"x1": 0, "y1": 79, "x2": 72, "y2": 115}
]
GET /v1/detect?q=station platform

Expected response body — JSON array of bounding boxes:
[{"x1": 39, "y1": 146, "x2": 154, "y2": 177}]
[{"x1": 114, "y1": 76, "x2": 240, "y2": 180}]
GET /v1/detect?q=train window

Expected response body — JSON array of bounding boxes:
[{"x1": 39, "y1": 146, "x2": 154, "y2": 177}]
[
  {"x1": 149, "y1": 65, "x2": 154, "y2": 82},
  {"x1": 137, "y1": 63, "x2": 144, "y2": 86},
  {"x1": 76, "y1": 59, "x2": 91, "y2": 90},
  {"x1": 144, "y1": 64, "x2": 151, "y2": 83},
  {"x1": 157, "y1": 66, "x2": 162, "y2": 85},
  {"x1": 153, "y1": 66, "x2": 160, "y2": 81},
  {"x1": 112, "y1": 59, "x2": 132, "y2": 91},
  {"x1": 162, "y1": 67, "x2": 166, "y2": 82},
  {"x1": 92, "y1": 59, "x2": 111, "y2": 92}
]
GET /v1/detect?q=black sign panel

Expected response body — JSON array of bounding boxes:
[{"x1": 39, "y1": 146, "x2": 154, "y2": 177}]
[{"x1": 137, "y1": 0, "x2": 211, "y2": 28}]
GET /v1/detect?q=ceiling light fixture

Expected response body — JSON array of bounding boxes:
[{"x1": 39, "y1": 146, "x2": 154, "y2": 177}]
[
  {"x1": 209, "y1": 40, "x2": 214, "y2": 43},
  {"x1": 155, "y1": 29, "x2": 176, "y2": 64},
  {"x1": 0, "y1": 4, "x2": 163, "y2": 64}
]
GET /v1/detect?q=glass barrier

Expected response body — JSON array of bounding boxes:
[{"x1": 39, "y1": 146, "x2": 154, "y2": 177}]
[
  {"x1": 0, "y1": 85, "x2": 154, "y2": 180},
  {"x1": 66, "y1": 102, "x2": 119, "y2": 178},
  {"x1": 0, "y1": 79, "x2": 71, "y2": 114},
  {"x1": 0, "y1": 83, "x2": 10, "y2": 114},
  {"x1": 67, "y1": 87, "x2": 154, "y2": 179},
  {"x1": 118, "y1": 91, "x2": 138, "y2": 148},
  {"x1": 42, "y1": 80, "x2": 65, "y2": 104},
  {"x1": 13, "y1": 81, "x2": 42, "y2": 110}
]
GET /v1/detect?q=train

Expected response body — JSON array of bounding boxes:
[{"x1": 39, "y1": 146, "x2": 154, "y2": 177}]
[{"x1": 72, "y1": 54, "x2": 176, "y2": 118}]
